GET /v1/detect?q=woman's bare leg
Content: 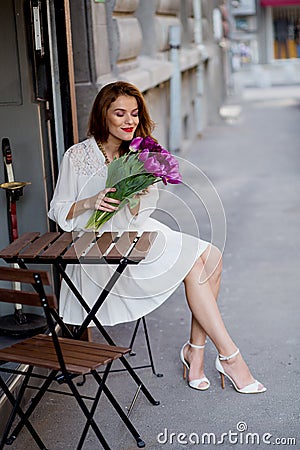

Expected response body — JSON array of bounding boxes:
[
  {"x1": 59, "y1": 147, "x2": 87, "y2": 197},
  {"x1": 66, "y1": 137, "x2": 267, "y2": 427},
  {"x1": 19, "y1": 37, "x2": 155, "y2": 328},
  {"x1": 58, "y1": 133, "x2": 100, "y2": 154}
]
[
  {"x1": 190, "y1": 245, "x2": 222, "y2": 343},
  {"x1": 182, "y1": 245, "x2": 222, "y2": 388},
  {"x1": 183, "y1": 247, "x2": 264, "y2": 390}
]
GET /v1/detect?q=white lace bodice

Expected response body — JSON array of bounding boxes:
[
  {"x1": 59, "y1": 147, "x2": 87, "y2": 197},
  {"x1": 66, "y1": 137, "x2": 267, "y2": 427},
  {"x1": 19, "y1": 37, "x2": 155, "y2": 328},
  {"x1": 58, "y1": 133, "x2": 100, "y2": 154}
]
[{"x1": 66, "y1": 138, "x2": 106, "y2": 177}]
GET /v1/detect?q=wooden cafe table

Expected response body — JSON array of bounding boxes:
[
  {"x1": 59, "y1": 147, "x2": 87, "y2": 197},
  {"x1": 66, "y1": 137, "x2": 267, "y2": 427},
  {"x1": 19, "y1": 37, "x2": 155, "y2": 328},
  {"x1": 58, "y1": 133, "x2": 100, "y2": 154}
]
[{"x1": 0, "y1": 230, "x2": 160, "y2": 409}]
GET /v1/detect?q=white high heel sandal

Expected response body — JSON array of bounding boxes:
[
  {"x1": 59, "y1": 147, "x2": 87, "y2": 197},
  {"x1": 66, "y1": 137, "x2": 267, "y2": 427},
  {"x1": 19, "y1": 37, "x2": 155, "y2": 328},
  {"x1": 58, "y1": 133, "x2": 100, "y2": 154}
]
[
  {"x1": 180, "y1": 341, "x2": 210, "y2": 391},
  {"x1": 215, "y1": 348, "x2": 266, "y2": 394}
]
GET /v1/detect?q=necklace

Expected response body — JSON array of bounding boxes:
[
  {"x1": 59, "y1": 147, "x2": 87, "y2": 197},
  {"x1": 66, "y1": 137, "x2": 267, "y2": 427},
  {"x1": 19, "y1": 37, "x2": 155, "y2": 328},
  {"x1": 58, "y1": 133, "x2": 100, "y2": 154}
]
[{"x1": 97, "y1": 141, "x2": 110, "y2": 165}]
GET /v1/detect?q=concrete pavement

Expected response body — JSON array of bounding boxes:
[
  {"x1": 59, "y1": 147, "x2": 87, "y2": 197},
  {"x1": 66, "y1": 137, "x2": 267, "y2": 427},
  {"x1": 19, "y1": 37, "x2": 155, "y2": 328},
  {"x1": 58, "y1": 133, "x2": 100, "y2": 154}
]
[{"x1": 10, "y1": 84, "x2": 300, "y2": 449}]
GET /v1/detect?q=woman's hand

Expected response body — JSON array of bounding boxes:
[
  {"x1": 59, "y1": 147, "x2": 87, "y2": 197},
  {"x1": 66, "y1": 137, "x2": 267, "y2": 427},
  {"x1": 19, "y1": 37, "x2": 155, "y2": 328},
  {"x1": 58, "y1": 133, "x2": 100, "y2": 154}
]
[
  {"x1": 93, "y1": 188, "x2": 121, "y2": 212},
  {"x1": 136, "y1": 187, "x2": 150, "y2": 196},
  {"x1": 66, "y1": 188, "x2": 120, "y2": 220}
]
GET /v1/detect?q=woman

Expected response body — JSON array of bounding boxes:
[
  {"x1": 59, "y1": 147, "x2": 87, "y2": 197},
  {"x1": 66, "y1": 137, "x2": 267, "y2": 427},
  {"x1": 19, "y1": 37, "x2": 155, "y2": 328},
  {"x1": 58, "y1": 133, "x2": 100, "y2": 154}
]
[{"x1": 48, "y1": 81, "x2": 266, "y2": 394}]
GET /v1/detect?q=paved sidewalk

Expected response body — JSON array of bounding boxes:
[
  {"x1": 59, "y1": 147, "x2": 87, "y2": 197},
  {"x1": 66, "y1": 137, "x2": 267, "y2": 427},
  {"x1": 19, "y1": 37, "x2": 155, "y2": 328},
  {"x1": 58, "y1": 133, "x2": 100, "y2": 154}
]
[{"x1": 11, "y1": 84, "x2": 300, "y2": 449}]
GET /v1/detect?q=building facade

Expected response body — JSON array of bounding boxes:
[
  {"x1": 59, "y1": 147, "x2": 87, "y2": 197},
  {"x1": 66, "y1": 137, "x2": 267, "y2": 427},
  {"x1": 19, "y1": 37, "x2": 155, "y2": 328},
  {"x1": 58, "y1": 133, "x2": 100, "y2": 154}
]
[
  {"x1": 72, "y1": 0, "x2": 228, "y2": 149},
  {"x1": 229, "y1": 0, "x2": 300, "y2": 86}
]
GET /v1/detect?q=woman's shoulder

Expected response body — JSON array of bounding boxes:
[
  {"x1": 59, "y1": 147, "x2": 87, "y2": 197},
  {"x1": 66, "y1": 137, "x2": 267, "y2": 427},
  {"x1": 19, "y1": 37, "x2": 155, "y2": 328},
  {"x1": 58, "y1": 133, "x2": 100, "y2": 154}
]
[
  {"x1": 63, "y1": 137, "x2": 104, "y2": 176},
  {"x1": 64, "y1": 137, "x2": 94, "y2": 158}
]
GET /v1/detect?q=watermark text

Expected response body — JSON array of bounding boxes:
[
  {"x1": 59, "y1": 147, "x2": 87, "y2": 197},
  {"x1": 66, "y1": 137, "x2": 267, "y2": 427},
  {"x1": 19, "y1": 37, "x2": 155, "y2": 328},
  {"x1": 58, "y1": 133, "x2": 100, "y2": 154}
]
[{"x1": 157, "y1": 422, "x2": 297, "y2": 446}]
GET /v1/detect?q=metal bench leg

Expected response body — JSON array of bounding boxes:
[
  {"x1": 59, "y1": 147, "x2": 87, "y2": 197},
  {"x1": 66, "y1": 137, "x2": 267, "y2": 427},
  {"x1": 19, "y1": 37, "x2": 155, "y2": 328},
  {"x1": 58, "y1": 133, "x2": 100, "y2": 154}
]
[
  {"x1": 93, "y1": 370, "x2": 145, "y2": 448},
  {"x1": 6, "y1": 370, "x2": 58, "y2": 444},
  {"x1": 66, "y1": 376, "x2": 111, "y2": 450},
  {"x1": 129, "y1": 318, "x2": 141, "y2": 356},
  {"x1": 141, "y1": 316, "x2": 163, "y2": 377},
  {"x1": 129, "y1": 316, "x2": 163, "y2": 377},
  {"x1": 0, "y1": 366, "x2": 33, "y2": 445},
  {"x1": 0, "y1": 376, "x2": 47, "y2": 450},
  {"x1": 76, "y1": 365, "x2": 110, "y2": 450}
]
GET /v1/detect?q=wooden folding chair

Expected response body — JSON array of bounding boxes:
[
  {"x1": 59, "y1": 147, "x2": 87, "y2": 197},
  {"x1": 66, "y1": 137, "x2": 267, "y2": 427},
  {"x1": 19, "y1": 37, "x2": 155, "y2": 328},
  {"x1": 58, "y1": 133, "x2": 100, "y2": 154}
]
[{"x1": 0, "y1": 266, "x2": 146, "y2": 450}]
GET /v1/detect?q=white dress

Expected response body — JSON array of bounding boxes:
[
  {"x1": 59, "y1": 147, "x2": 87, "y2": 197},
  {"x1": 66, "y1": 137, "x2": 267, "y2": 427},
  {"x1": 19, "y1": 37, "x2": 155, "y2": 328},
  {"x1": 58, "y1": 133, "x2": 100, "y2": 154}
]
[{"x1": 48, "y1": 137, "x2": 209, "y2": 326}]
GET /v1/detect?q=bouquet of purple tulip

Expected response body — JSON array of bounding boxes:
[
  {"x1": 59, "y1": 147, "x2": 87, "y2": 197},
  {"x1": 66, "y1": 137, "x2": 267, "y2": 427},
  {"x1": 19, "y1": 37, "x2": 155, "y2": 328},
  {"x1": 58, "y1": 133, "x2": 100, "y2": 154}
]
[{"x1": 86, "y1": 136, "x2": 182, "y2": 230}]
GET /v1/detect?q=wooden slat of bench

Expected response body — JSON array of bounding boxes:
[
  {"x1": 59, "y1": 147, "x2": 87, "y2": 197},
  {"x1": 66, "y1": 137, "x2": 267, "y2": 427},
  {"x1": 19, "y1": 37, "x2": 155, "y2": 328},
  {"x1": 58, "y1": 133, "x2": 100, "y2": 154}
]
[
  {"x1": 27, "y1": 336, "x2": 124, "y2": 361},
  {"x1": 0, "y1": 232, "x2": 40, "y2": 259},
  {"x1": 105, "y1": 232, "x2": 138, "y2": 261},
  {"x1": 0, "y1": 336, "x2": 119, "y2": 373},
  {"x1": 39, "y1": 232, "x2": 75, "y2": 259},
  {"x1": 35, "y1": 334, "x2": 130, "y2": 355},
  {"x1": 128, "y1": 232, "x2": 158, "y2": 262},
  {"x1": 21, "y1": 345, "x2": 116, "y2": 367},
  {"x1": 0, "y1": 339, "x2": 106, "y2": 371},
  {"x1": 19, "y1": 232, "x2": 61, "y2": 258},
  {"x1": 0, "y1": 348, "x2": 90, "y2": 374},
  {"x1": 0, "y1": 347, "x2": 62, "y2": 371},
  {"x1": 62, "y1": 232, "x2": 96, "y2": 261},
  {"x1": 83, "y1": 232, "x2": 118, "y2": 260},
  {"x1": 0, "y1": 288, "x2": 58, "y2": 309},
  {"x1": 0, "y1": 266, "x2": 51, "y2": 285},
  {"x1": 10, "y1": 338, "x2": 117, "y2": 367}
]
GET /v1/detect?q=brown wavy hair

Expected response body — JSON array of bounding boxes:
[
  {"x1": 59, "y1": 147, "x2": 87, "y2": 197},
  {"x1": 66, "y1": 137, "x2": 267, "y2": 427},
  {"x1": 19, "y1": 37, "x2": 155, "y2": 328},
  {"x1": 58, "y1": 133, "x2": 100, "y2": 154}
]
[{"x1": 87, "y1": 81, "x2": 155, "y2": 155}]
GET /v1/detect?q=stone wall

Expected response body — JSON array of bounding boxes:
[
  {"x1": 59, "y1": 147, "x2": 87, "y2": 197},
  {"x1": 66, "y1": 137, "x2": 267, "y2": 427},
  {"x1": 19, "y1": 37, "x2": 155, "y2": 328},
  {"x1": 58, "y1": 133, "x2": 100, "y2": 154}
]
[{"x1": 71, "y1": 0, "x2": 227, "y2": 148}]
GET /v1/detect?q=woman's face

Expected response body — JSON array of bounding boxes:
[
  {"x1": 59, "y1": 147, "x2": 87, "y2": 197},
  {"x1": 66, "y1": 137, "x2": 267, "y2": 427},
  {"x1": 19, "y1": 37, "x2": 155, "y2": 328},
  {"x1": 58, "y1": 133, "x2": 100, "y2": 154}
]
[{"x1": 106, "y1": 95, "x2": 139, "y2": 143}]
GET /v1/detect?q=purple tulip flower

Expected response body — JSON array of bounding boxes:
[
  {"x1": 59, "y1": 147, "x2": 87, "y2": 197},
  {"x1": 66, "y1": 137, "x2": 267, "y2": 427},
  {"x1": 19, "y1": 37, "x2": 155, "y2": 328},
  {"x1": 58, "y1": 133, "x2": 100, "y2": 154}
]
[
  {"x1": 139, "y1": 136, "x2": 157, "y2": 150},
  {"x1": 138, "y1": 149, "x2": 149, "y2": 162},
  {"x1": 130, "y1": 136, "x2": 182, "y2": 185},
  {"x1": 144, "y1": 156, "x2": 161, "y2": 173},
  {"x1": 129, "y1": 137, "x2": 143, "y2": 152}
]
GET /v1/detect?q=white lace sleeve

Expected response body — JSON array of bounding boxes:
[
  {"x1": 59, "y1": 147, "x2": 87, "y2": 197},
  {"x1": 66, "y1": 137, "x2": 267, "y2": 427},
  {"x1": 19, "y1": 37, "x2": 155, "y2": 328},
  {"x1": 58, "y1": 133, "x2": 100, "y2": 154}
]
[
  {"x1": 48, "y1": 139, "x2": 107, "y2": 231},
  {"x1": 48, "y1": 151, "x2": 79, "y2": 231}
]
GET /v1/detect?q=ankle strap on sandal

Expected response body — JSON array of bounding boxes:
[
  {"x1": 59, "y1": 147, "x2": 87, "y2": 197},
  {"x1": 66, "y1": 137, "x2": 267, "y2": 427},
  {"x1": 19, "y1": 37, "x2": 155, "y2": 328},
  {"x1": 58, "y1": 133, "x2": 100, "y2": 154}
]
[
  {"x1": 188, "y1": 339, "x2": 207, "y2": 349},
  {"x1": 219, "y1": 348, "x2": 240, "y2": 361}
]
